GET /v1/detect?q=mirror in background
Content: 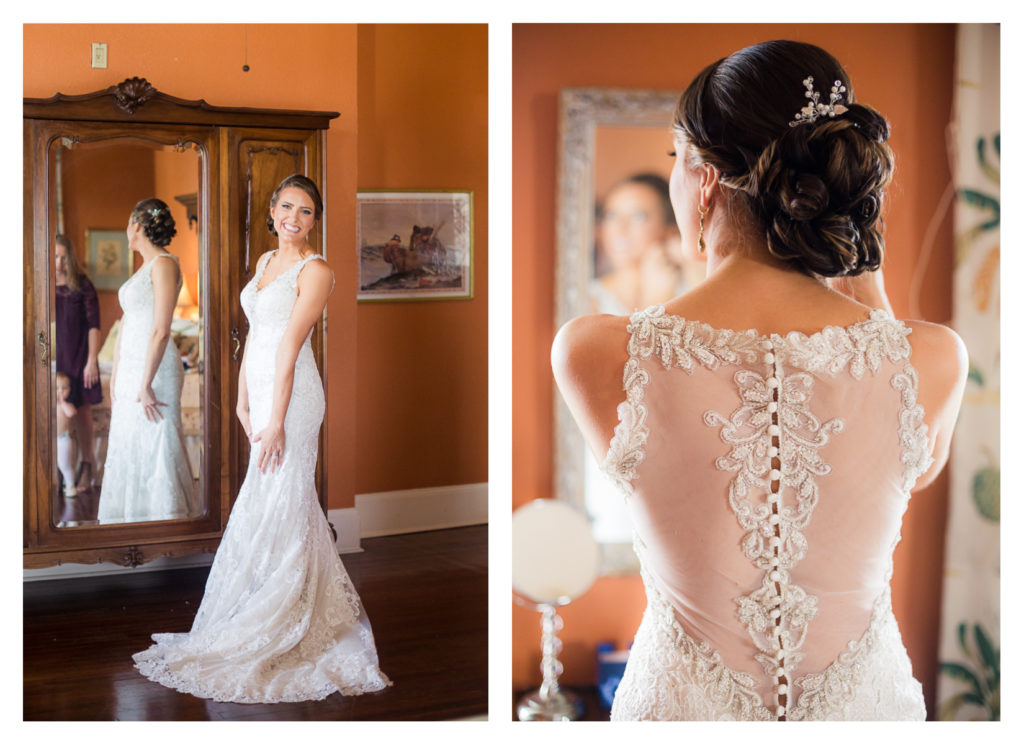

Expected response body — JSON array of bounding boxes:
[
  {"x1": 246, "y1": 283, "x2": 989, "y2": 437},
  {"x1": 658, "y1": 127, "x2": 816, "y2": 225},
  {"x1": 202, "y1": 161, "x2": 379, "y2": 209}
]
[
  {"x1": 50, "y1": 137, "x2": 204, "y2": 528},
  {"x1": 555, "y1": 89, "x2": 706, "y2": 571},
  {"x1": 586, "y1": 125, "x2": 706, "y2": 546},
  {"x1": 591, "y1": 125, "x2": 705, "y2": 314}
]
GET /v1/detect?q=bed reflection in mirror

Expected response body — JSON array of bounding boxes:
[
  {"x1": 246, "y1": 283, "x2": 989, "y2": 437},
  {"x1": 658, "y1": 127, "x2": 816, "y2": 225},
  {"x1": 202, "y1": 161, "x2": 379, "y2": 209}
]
[{"x1": 50, "y1": 136, "x2": 204, "y2": 527}]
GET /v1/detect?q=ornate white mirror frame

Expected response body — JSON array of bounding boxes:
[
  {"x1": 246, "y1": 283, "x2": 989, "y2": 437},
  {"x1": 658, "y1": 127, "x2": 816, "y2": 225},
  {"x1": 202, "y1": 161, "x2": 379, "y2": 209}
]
[{"x1": 553, "y1": 87, "x2": 681, "y2": 574}]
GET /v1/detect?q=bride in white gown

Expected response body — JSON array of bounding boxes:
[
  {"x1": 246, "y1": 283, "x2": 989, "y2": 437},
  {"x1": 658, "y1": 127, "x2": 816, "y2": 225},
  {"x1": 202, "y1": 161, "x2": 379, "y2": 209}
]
[
  {"x1": 99, "y1": 198, "x2": 199, "y2": 524},
  {"x1": 553, "y1": 41, "x2": 967, "y2": 720},
  {"x1": 134, "y1": 175, "x2": 390, "y2": 702}
]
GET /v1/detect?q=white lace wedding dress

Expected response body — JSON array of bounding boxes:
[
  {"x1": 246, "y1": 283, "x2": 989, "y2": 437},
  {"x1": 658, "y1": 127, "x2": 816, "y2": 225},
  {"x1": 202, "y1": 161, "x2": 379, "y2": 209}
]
[
  {"x1": 98, "y1": 253, "x2": 200, "y2": 523},
  {"x1": 134, "y1": 251, "x2": 390, "y2": 703},
  {"x1": 603, "y1": 305, "x2": 930, "y2": 721}
]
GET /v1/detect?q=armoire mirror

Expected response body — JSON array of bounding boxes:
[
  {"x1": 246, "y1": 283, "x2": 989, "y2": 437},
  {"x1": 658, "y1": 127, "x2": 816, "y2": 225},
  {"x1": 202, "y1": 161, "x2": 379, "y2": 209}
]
[
  {"x1": 554, "y1": 88, "x2": 707, "y2": 574},
  {"x1": 49, "y1": 135, "x2": 205, "y2": 528},
  {"x1": 25, "y1": 78, "x2": 338, "y2": 568}
]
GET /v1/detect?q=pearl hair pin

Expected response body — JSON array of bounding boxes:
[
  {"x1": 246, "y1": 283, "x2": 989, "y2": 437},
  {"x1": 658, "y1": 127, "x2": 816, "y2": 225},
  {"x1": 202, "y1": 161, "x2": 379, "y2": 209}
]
[{"x1": 790, "y1": 76, "x2": 848, "y2": 127}]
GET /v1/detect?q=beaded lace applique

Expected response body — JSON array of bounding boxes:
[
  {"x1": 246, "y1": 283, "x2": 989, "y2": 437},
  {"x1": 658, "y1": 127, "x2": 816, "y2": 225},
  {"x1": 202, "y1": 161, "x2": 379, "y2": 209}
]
[
  {"x1": 636, "y1": 553, "x2": 773, "y2": 721},
  {"x1": 601, "y1": 306, "x2": 763, "y2": 494},
  {"x1": 704, "y1": 337, "x2": 845, "y2": 718},
  {"x1": 604, "y1": 305, "x2": 931, "y2": 720}
]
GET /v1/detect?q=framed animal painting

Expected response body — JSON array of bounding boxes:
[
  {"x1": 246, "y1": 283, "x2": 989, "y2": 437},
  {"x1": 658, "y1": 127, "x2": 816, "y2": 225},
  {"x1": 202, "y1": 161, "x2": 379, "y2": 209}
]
[
  {"x1": 85, "y1": 228, "x2": 133, "y2": 291},
  {"x1": 356, "y1": 190, "x2": 474, "y2": 302}
]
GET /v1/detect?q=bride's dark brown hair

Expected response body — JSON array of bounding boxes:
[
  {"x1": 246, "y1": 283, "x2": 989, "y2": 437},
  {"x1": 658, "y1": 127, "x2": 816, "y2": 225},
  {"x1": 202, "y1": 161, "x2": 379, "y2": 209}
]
[
  {"x1": 131, "y1": 198, "x2": 177, "y2": 248},
  {"x1": 674, "y1": 40, "x2": 894, "y2": 277}
]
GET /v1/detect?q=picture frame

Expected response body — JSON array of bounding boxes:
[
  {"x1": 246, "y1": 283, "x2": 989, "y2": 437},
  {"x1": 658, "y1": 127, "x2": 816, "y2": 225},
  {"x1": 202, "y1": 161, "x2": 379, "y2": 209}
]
[
  {"x1": 356, "y1": 190, "x2": 473, "y2": 301},
  {"x1": 85, "y1": 228, "x2": 132, "y2": 291}
]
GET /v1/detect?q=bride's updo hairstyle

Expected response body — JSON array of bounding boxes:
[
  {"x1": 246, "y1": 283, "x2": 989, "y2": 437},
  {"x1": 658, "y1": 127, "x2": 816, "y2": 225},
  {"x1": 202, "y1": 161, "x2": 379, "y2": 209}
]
[
  {"x1": 675, "y1": 40, "x2": 894, "y2": 277},
  {"x1": 131, "y1": 198, "x2": 177, "y2": 248}
]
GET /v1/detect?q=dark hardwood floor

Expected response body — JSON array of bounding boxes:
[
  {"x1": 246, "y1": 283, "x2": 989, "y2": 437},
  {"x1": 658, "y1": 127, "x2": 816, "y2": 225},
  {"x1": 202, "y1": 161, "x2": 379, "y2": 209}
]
[{"x1": 24, "y1": 525, "x2": 487, "y2": 721}]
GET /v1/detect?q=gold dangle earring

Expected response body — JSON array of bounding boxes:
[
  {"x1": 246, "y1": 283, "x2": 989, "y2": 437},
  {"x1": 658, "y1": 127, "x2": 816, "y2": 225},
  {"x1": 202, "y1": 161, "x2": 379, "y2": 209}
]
[{"x1": 697, "y1": 205, "x2": 709, "y2": 253}]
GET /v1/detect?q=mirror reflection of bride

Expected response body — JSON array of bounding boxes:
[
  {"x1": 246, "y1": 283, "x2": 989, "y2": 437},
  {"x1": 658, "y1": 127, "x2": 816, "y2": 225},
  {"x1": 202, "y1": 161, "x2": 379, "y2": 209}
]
[
  {"x1": 591, "y1": 174, "x2": 688, "y2": 316},
  {"x1": 98, "y1": 199, "x2": 200, "y2": 524}
]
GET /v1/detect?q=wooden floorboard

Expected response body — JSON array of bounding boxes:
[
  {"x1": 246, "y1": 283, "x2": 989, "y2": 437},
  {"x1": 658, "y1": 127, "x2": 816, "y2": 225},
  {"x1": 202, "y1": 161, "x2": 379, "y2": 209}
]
[{"x1": 24, "y1": 525, "x2": 487, "y2": 721}]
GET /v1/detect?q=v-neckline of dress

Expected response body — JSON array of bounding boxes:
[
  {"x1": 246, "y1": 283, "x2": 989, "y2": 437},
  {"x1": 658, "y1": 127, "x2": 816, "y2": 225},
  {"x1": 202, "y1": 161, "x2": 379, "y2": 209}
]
[{"x1": 255, "y1": 250, "x2": 311, "y2": 293}]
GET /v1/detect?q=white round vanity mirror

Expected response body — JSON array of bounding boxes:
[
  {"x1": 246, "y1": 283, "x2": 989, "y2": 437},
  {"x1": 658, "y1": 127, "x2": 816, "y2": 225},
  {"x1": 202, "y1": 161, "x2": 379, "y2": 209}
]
[
  {"x1": 512, "y1": 499, "x2": 599, "y2": 720},
  {"x1": 512, "y1": 498, "x2": 599, "y2": 604}
]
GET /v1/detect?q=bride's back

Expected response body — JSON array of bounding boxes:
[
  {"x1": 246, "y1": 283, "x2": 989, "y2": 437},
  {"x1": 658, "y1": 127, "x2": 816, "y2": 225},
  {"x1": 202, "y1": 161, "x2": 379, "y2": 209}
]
[
  {"x1": 552, "y1": 39, "x2": 967, "y2": 720},
  {"x1": 604, "y1": 296, "x2": 930, "y2": 712}
]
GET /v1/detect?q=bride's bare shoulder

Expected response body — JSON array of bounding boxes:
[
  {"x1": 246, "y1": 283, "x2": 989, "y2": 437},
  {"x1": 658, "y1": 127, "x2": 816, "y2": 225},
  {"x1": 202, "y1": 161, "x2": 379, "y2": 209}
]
[
  {"x1": 903, "y1": 320, "x2": 967, "y2": 377},
  {"x1": 551, "y1": 313, "x2": 631, "y2": 382},
  {"x1": 902, "y1": 319, "x2": 968, "y2": 416},
  {"x1": 551, "y1": 313, "x2": 632, "y2": 452}
]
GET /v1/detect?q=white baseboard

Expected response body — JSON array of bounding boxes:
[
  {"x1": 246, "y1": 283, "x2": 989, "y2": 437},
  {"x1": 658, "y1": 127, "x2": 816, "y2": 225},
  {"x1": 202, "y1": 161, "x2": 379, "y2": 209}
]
[
  {"x1": 356, "y1": 482, "x2": 488, "y2": 537},
  {"x1": 24, "y1": 483, "x2": 487, "y2": 581}
]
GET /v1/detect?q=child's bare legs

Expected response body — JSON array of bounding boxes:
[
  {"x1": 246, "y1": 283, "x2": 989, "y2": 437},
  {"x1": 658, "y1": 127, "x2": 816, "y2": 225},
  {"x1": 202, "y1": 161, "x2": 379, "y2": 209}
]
[
  {"x1": 74, "y1": 402, "x2": 94, "y2": 489},
  {"x1": 57, "y1": 432, "x2": 77, "y2": 497}
]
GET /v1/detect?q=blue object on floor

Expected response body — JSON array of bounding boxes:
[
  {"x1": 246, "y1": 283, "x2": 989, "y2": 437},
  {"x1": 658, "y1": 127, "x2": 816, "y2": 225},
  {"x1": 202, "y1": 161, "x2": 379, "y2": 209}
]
[{"x1": 595, "y1": 642, "x2": 630, "y2": 709}]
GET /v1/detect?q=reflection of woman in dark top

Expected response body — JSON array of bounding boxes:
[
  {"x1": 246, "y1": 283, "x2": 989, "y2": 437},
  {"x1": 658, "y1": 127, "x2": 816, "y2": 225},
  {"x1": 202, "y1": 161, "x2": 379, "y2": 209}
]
[{"x1": 54, "y1": 234, "x2": 102, "y2": 491}]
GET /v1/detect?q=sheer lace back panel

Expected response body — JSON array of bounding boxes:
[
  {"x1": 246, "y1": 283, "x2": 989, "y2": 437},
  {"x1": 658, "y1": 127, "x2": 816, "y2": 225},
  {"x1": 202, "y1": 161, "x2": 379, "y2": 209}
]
[{"x1": 605, "y1": 305, "x2": 930, "y2": 721}]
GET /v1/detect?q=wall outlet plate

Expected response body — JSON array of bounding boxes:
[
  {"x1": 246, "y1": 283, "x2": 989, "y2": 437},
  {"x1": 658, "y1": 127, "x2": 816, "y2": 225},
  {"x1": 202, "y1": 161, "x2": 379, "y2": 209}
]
[{"x1": 91, "y1": 43, "x2": 107, "y2": 69}]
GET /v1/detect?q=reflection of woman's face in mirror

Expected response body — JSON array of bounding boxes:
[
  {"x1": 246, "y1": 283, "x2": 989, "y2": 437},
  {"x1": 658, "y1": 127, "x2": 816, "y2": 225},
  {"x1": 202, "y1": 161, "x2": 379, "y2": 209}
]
[
  {"x1": 54, "y1": 241, "x2": 69, "y2": 284},
  {"x1": 126, "y1": 216, "x2": 143, "y2": 251},
  {"x1": 599, "y1": 182, "x2": 673, "y2": 270}
]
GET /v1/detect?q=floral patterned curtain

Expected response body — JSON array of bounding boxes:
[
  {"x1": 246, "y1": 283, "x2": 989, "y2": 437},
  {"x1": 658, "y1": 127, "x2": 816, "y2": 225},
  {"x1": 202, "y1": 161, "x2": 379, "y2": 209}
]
[{"x1": 936, "y1": 22, "x2": 1000, "y2": 721}]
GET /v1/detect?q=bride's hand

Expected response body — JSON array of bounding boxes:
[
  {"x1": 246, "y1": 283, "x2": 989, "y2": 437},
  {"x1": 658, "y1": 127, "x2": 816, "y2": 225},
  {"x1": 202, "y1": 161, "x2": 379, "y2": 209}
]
[
  {"x1": 253, "y1": 422, "x2": 286, "y2": 474},
  {"x1": 137, "y1": 386, "x2": 167, "y2": 422}
]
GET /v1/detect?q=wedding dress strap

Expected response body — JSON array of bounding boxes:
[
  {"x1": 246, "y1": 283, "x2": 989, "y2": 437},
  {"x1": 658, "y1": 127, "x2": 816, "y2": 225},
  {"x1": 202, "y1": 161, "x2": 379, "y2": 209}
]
[
  {"x1": 145, "y1": 253, "x2": 182, "y2": 290},
  {"x1": 295, "y1": 253, "x2": 325, "y2": 271},
  {"x1": 294, "y1": 253, "x2": 333, "y2": 292},
  {"x1": 147, "y1": 252, "x2": 180, "y2": 271}
]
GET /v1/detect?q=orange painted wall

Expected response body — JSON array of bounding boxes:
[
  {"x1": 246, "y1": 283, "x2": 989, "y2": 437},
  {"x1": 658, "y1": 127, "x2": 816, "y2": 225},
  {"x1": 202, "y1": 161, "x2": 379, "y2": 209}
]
[
  {"x1": 354, "y1": 24, "x2": 488, "y2": 493},
  {"x1": 513, "y1": 23, "x2": 956, "y2": 717},
  {"x1": 25, "y1": 23, "x2": 361, "y2": 509},
  {"x1": 152, "y1": 149, "x2": 201, "y2": 314}
]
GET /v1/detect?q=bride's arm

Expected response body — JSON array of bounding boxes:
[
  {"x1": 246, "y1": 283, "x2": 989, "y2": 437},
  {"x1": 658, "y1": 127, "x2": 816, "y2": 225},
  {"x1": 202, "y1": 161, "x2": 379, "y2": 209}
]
[
  {"x1": 236, "y1": 252, "x2": 274, "y2": 440},
  {"x1": 236, "y1": 334, "x2": 253, "y2": 440},
  {"x1": 906, "y1": 320, "x2": 969, "y2": 492},
  {"x1": 110, "y1": 315, "x2": 123, "y2": 401},
  {"x1": 252, "y1": 259, "x2": 334, "y2": 474},
  {"x1": 551, "y1": 313, "x2": 632, "y2": 462},
  {"x1": 137, "y1": 257, "x2": 179, "y2": 422}
]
